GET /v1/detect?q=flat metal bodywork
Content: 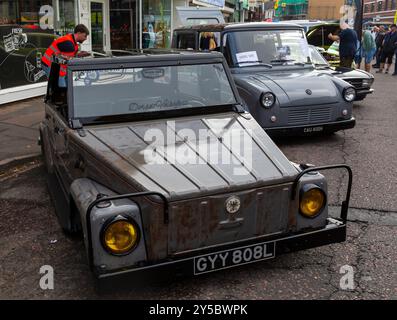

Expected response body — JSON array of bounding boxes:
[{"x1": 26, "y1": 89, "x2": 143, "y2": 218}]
[
  {"x1": 65, "y1": 112, "x2": 303, "y2": 260},
  {"x1": 40, "y1": 51, "x2": 350, "y2": 277},
  {"x1": 78, "y1": 112, "x2": 298, "y2": 200}
]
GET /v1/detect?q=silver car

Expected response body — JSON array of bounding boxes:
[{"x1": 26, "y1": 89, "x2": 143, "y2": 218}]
[{"x1": 172, "y1": 22, "x2": 357, "y2": 136}]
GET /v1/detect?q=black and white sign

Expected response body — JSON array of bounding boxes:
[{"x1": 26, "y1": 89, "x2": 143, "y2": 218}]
[{"x1": 194, "y1": 241, "x2": 275, "y2": 275}]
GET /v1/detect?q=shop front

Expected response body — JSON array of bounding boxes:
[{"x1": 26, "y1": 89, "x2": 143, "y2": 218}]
[{"x1": 0, "y1": 0, "x2": 174, "y2": 104}]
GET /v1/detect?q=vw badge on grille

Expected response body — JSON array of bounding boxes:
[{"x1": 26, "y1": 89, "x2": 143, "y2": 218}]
[{"x1": 225, "y1": 196, "x2": 241, "y2": 214}]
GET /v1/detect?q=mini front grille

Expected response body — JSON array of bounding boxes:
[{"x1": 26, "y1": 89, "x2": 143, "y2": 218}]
[{"x1": 288, "y1": 107, "x2": 332, "y2": 125}]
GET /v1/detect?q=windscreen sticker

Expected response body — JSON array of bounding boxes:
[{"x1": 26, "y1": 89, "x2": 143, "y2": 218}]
[
  {"x1": 73, "y1": 69, "x2": 129, "y2": 86},
  {"x1": 235, "y1": 51, "x2": 259, "y2": 66},
  {"x1": 276, "y1": 46, "x2": 291, "y2": 59},
  {"x1": 2, "y1": 28, "x2": 26, "y2": 53}
]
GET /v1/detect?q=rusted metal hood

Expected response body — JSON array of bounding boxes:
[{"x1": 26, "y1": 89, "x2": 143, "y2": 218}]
[{"x1": 79, "y1": 112, "x2": 298, "y2": 201}]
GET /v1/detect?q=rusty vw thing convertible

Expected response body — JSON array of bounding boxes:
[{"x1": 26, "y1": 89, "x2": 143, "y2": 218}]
[{"x1": 39, "y1": 50, "x2": 352, "y2": 280}]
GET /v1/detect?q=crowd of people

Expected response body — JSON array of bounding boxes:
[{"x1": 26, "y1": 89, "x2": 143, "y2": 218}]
[
  {"x1": 371, "y1": 24, "x2": 397, "y2": 75},
  {"x1": 328, "y1": 23, "x2": 397, "y2": 75}
]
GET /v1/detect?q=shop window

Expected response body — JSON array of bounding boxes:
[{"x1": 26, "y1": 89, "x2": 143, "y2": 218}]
[
  {"x1": 0, "y1": 0, "x2": 76, "y2": 90},
  {"x1": 142, "y1": 0, "x2": 171, "y2": 48},
  {"x1": 110, "y1": 0, "x2": 137, "y2": 51}
]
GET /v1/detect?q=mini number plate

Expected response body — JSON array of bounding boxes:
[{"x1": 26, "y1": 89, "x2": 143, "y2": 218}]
[
  {"x1": 303, "y1": 126, "x2": 324, "y2": 133},
  {"x1": 193, "y1": 241, "x2": 275, "y2": 275}
]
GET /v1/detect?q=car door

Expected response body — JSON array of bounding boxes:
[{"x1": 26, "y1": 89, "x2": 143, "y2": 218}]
[
  {"x1": 323, "y1": 25, "x2": 340, "y2": 49},
  {"x1": 43, "y1": 99, "x2": 71, "y2": 192},
  {"x1": 52, "y1": 108, "x2": 72, "y2": 188}
]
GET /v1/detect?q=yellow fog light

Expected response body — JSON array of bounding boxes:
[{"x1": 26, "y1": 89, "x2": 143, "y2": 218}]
[
  {"x1": 102, "y1": 218, "x2": 139, "y2": 255},
  {"x1": 299, "y1": 185, "x2": 326, "y2": 218}
]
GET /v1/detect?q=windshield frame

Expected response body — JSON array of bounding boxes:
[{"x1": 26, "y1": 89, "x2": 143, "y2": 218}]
[
  {"x1": 308, "y1": 45, "x2": 331, "y2": 67},
  {"x1": 66, "y1": 57, "x2": 242, "y2": 125},
  {"x1": 221, "y1": 27, "x2": 313, "y2": 70}
]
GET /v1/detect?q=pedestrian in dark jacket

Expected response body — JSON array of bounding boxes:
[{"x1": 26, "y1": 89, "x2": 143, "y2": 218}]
[
  {"x1": 373, "y1": 26, "x2": 386, "y2": 68},
  {"x1": 328, "y1": 22, "x2": 358, "y2": 68},
  {"x1": 377, "y1": 24, "x2": 397, "y2": 74}
]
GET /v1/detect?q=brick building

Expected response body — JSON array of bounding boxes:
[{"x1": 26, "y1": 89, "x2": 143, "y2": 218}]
[
  {"x1": 307, "y1": 0, "x2": 345, "y2": 20},
  {"x1": 363, "y1": 0, "x2": 397, "y2": 24}
]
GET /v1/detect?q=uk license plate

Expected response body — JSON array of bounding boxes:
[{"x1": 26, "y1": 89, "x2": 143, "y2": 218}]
[
  {"x1": 193, "y1": 241, "x2": 275, "y2": 275},
  {"x1": 303, "y1": 126, "x2": 324, "y2": 133}
]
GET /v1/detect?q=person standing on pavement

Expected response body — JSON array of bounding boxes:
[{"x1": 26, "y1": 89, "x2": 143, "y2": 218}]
[
  {"x1": 361, "y1": 30, "x2": 377, "y2": 72},
  {"x1": 328, "y1": 22, "x2": 358, "y2": 68},
  {"x1": 41, "y1": 24, "x2": 90, "y2": 87},
  {"x1": 373, "y1": 25, "x2": 386, "y2": 68},
  {"x1": 377, "y1": 24, "x2": 397, "y2": 74},
  {"x1": 371, "y1": 26, "x2": 378, "y2": 41}
]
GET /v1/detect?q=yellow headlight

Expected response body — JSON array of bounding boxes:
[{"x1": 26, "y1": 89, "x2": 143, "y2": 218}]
[
  {"x1": 300, "y1": 187, "x2": 326, "y2": 218},
  {"x1": 103, "y1": 219, "x2": 139, "y2": 255}
]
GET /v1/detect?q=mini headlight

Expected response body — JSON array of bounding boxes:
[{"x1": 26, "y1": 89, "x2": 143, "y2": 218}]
[
  {"x1": 299, "y1": 185, "x2": 326, "y2": 218},
  {"x1": 102, "y1": 217, "x2": 139, "y2": 255},
  {"x1": 260, "y1": 92, "x2": 276, "y2": 108},
  {"x1": 343, "y1": 87, "x2": 356, "y2": 102}
]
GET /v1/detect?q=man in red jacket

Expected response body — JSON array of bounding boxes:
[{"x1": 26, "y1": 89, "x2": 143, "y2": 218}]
[{"x1": 41, "y1": 24, "x2": 90, "y2": 87}]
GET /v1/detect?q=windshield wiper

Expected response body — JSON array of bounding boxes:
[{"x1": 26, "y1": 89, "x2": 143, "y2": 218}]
[
  {"x1": 270, "y1": 59, "x2": 296, "y2": 65},
  {"x1": 295, "y1": 61, "x2": 314, "y2": 66},
  {"x1": 233, "y1": 61, "x2": 272, "y2": 68}
]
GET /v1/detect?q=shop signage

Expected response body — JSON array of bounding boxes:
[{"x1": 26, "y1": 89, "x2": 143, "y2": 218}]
[
  {"x1": 0, "y1": 5, "x2": 55, "y2": 91},
  {"x1": 199, "y1": 0, "x2": 226, "y2": 8},
  {"x1": 39, "y1": 5, "x2": 54, "y2": 30}
]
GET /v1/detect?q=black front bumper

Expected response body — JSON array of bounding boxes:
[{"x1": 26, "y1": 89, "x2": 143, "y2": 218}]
[
  {"x1": 265, "y1": 117, "x2": 356, "y2": 137},
  {"x1": 89, "y1": 165, "x2": 352, "y2": 284},
  {"x1": 96, "y1": 219, "x2": 346, "y2": 280}
]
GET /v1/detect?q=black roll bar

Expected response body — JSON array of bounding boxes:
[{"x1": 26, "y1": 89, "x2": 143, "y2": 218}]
[
  {"x1": 86, "y1": 191, "x2": 168, "y2": 271},
  {"x1": 291, "y1": 164, "x2": 353, "y2": 223}
]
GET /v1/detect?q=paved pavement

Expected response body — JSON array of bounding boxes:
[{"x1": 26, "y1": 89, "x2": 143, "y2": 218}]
[
  {"x1": 0, "y1": 71, "x2": 396, "y2": 299},
  {"x1": 0, "y1": 97, "x2": 44, "y2": 166}
]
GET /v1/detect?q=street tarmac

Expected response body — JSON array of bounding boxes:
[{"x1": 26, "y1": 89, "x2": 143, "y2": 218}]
[{"x1": 0, "y1": 73, "x2": 396, "y2": 299}]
